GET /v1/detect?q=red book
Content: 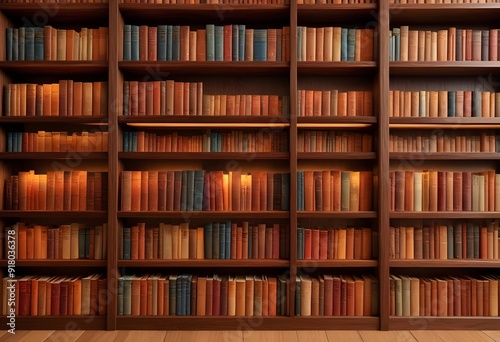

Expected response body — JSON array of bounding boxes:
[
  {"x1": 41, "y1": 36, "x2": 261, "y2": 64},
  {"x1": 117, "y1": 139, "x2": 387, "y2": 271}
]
[
  {"x1": 453, "y1": 172, "x2": 463, "y2": 211},
  {"x1": 333, "y1": 276, "x2": 341, "y2": 316},
  {"x1": 319, "y1": 230, "x2": 328, "y2": 260},
  {"x1": 212, "y1": 277, "x2": 221, "y2": 316},
  {"x1": 139, "y1": 25, "x2": 148, "y2": 61},
  {"x1": 304, "y1": 229, "x2": 312, "y2": 260},
  {"x1": 311, "y1": 229, "x2": 320, "y2": 259},
  {"x1": 224, "y1": 25, "x2": 232, "y2": 61}
]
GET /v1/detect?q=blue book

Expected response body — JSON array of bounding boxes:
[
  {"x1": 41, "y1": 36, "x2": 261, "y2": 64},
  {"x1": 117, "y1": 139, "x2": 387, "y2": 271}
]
[
  {"x1": 6, "y1": 28, "x2": 13, "y2": 61},
  {"x1": 123, "y1": 132, "x2": 130, "y2": 152},
  {"x1": 12, "y1": 132, "x2": 18, "y2": 152},
  {"x1": 225, "y1": 221, "x2": 231, "y2": 259},
  {"x1": 238, "y1": 25, "x2": 245, "y2": 61},
  {"x1": 157, "y1": 25, "x2": 167, "y2": 61},
  {"x1": 206, "y1": 24, "x2": 215, "y2": 61},
  {"x1": 232, "y1": 25, "x2": 239, "y2": 61},
  {"x1": 389, "y1": 35, "x2": 393, "y2": 61},
  {"x1": 34, "y1": 27, "x2": 44, "y2": 61},
  {"x1": 297, "y1": 226, "x2": 304, "y2": 259},
  {"x1": 117, "y1": 278, "x2": 124, "y2": 315},
  {"x1": 217, "y1": 134, "x2": 222, "y2": 152},
  {"x1": 347, "y1": 28, "x2": 356, "y2": 61},
  {"x1": 186, "y1": 170, "x2": 195, "y2": 211},
  {"x1": 12, "y1": 29, "x2": 19, "y2": 61},
  {"x1": 169, "y1": 276, "x2": 176, "y2": 315},
  {"x1": 204, "y1": 223, "x2": 213, "y2": 259},
  {"x1": 182, "y1": 275, "x2": 188, "y2": 316},
  {"x1": 172, "y1": 25, "x2": 180, "y2": 61},
  {"x1": 186, "y1": 275, "x2": 192, "y2": 316},
  {"x1": 131, "y1": 132, "x2": 138, "y2": 151},
  {"x1": 210, "y1": 133, "x2": 217, "y2": 152},
  {"x1": 176, "y1": 276, "x2": 183, "y2": 315},
  {"x1": 448, "y1": 91, "x2": 456, "y2": 117},
  {"x1": 193, "y1": 170, "x2": 205, "y2": 211},
  {"x1": 341, "y1": 28, "x2": 348, "y2": 61},
  {"x1": 212, "y1": 222, "x2": 220, "y2": 259},
  {"x1": 253, "y1": 29, "x2": 267, "y2": 61},
  {"x1": 220, "y1": 223, "x2": 226, "y2": 259},
  {"x1": 123, "y1": 227, "x2": 131, "y2": 259},
  {"x1": 131, "y1": 25, "x2": 139, "y2": 61},
  {"x1": 18, "y1": 27, "x2": 25, "y2": 61},
  {"x1": 166, "y1": 25, "x2": 173, "y2": 61},
  {"x1": 7, "y1": 132, "x2": 13, "y2": 152},
  {"x1": 16, "y1": 133, "x2": 21, "y2": 153},
  {"x1": 25, "y1": 27, "x2": 35, "y2": 61},
  {"x1": 123, "y1": 25, "x2": 131, "y2": 60},
  {"x1": 215, "y1": 25, "x2": 224, "y2": 61}
]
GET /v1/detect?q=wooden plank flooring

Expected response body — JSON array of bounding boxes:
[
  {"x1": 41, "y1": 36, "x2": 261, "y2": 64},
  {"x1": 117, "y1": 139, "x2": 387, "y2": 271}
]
[{"x1": 0, "y1": 330, "x2": 498, "y2": 342}]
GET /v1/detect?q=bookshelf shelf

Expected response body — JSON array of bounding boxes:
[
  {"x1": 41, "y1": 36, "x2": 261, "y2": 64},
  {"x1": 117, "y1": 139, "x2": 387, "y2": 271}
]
[
  {"x1": 298, "y1": 4, "x2": 378, "y2": 22},
  {"x1": 389, "y1": 317, "x2": 500, "y2": 330},
  {"x1": 297, "y1": 62, "x2": 377, "y2": 76},
  {"x1": 0, "y1": 316, "x2": 106, "y2": 330},
  {"x1": 0, "y1": 152, "x2": 108, "y2": 160},
  {"x1": 117, "y1": 211, "x2": 289, "y2": 219},
  {"x1": 389, "y1": 117, "x2": 500, "y2": 128},
  {"x1": 389, "y1": 260, "x2": 500, "y2": 268},
  {"x1": 0, "y1": 210, "x2": 108, "y2": 219},
  {"x1": 297, "y1": 117, "x2": 377, "y2": 125},
  {"x1": 298, "y1": 152, "x2": 376, "y2": 160},
  {"x1": 389, "y1": 211, "x2": 500, "y2": 219},
  {"x1": 0, "y1": 61, "x2": 109, "y2": 75},
  {"x1": 390, "y1": 61, "x2": 500, "y2": 76},
  {"x1": 297, "y1": 260, "x2": 378, "y2": 268},
  {"x1": 116, "y1": 316, "x2": 380, "y2": 330},
  {"x1": 389, "y1": 152, "x2": 500, "y2": 161},
  {"x1": 118, "y1": 259, "x2": 290, "y2": 268},
  {"x1": 297, "y1": 211, "x2": 377, "y2": 219},
  {"x1": 0, "y1": 117, "x2": 108, "y2": 124},
  {"x1": 118, "y1": 116, "x2": 290, "y2": 126},
  {"x1": 118, "y1": 152, "x2": 289, "y2": 160},
  {"x1": 118, "y1": 61, "x2": 290, "y2": 76},
  {"x1": 0, "y1": 3, "x2": 109, "y2": 23},
  {"x1": 0, "y1": 260, "x2": 107, "y2": 267}
]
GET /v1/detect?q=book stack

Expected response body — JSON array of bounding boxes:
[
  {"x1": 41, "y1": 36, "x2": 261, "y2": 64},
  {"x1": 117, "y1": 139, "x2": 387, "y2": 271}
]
[
  {"x1": 297, "y1": 27, "x2": 374, "y2": 62},
  {"x1": 4, "y1": 223, "x2": 107, "y2": 260},
  {"x1": 3, "y1": 81, "x2": 108, "y2": 117},
  {"x1": 390, "y1": 222, "x2": 500, "y2": 260},
  {"x1": 117, "y1": 274, "x2": 289, "y2": 316},
  {"x1": 297, "y1": 170, "x2": 373, "y2": 211},
  {"x1": 297, "y1": 90, "x2": 373, "y2": 117},
  {"x1": 120, "y1": 170, "x2": 290, "y2": 212},
  {"x1": 389, "y1": 170, "x2": 500, "y2": 212},
  {"x1": 389, "y1": 90, "x2": 500, "y2": 118},
  {"x1": 295, "y1": 274, "x2": 378, "y2": 316},
  {"x1": 122, "y1": 130, "x2": 288, "y2": 153},
  {"x1": 123, "y1": 25, "x2": 290, "y2": 62},
  {"x1": 6, "y1": 26, "x2": 108, "y2": 61},
  {"x1": 1, "y1": 274, "x2": 107, "y2": 316},
  {"x1": 7, "y1": 131, "x2": 108, "y2": 153},
  {"x1": 390, "y1": 275, "x2": 500, "y2": 317},
  {"x1": 298, "y1": 131, "x2": 373, "y2": 152}
]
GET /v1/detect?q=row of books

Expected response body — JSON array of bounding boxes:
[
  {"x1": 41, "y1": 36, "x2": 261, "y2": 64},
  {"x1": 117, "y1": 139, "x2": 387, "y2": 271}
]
[
  {"x1": 7, "y1": 131, "x2": 108, "y2": 153},
  {"x1": 295, "y1": 274, "x2": 379, "y2": 316},
  {"x1": 298, "y1": 131, "x2": 373, "y2": 153},
  {"x1": 117, "y1": 274, "x2": 288, "y2": 316},
  {"x1": 297, "y1": 170, "x2": 373, "y2": 212},
  {"x1": 122, "y1": 130, "x2": 288, "y2": 153},
  {"x1": 1, "y1": 275, "x2": 106, "y2": 316},
  {"x1": 4, "y1": 171, "x2": 108, "y2": 211},
  {"x1": 4, "y1": 223, "x2": 107, "y2": 260},
  {"x1": 389, "y1": 90, "x2": 500, "y2": 118},
  {"x1": 297, "y1": 27, "x2": 374, "y2": 62},
  {"x1": 122, "y1": 80, "x2": 289, "y2": 117},
  {"x1": 297, "y1": 90, "x2": 373, "y2": 117},
  {"x1": 390, "y1": 275, "x2": 500, "y2": 317},
  {"x1": 389, "y1": 132, "x2": 500, "y2": 153},
  {"x1": 120, "y1": 170, "x2": 290, "y2": 212},
  {"x1": 4, "y1": 81, "x2": 108, "y2": 117},
  {"x1": 121, "y1": 0, "x2": 289, "y2": 3},
  {"x1": 389, "y1": 170, "x2": 500, "y2": 212},
  {"x1": 390, "y1": 27, "x2": 500, "y2": 62},
  {"x1": 389, "y1": 222, "x2": 500, "y2": 260},
  {"x1": 6, "y1": 26, "x2": 108, "y2": 61},
  {"x1": 120, "y1": 221, "x2": 289, "y2": 260},
  {"x1": 123, "y1": 25, "x2": 290, "y2": 62},
  {"x1": 297, "y1": 227, "x2": 375, "y2": 260}
]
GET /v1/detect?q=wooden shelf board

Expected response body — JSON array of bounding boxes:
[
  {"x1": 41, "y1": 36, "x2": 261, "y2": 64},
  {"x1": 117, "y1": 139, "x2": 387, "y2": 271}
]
[
  {"x1": 119, "y1": 61, "x2": 289, "y2": 76},
  {"x1": 0, "y1": 152, "x2": 108, "y2": 160},
  {"x1": 0, "y1": 316, "x2": 106, "y2": 330},
  {"x1": 0, "y1": 61, "x2": 108, "y2": 75},
  {"x1": 119, "y1": 152, "x2": 289, "y2": 160},
  {"x1": 0, "y1": 211, "x2": 108, "y2": 219},
  {"x1": 389, "y1": 117, "x2": 500, "y2": 127},
  {"x1": 119, "y1": 4, "x2": 289, "y2": 23},
  {"x1": 298, "y1": 4, "x2": 378, "y2": 23},
  {"x1": 298, "y1": 62, "x2": 377, "y2": 76},
  {"x1": 298, "y1": 152, "x2": 376, "y2": 160},
  {"x1": 0, "y1": 4, "x2": 108, "y2": 23},
  {"x1": 389, "y1": 259, "x2": 500, "y2": 268},
  {"x1": 297, "y1": 116, "x2": 377, "y2": 125},
  {"x1": 118, "y1": 211, "x2": 289, "y2": 219},
  {"x1": 119, "y1": 116, "x2": 290, "y2": 126},
  {"x1": 390, "y1": 61, "x2": 500, "y2": 76},
  {"x1": 118, "y1": 259, "x2": 290, "y2": 268},
  {"x1": 0, "y1": 260, "x2": 107, "y2": 267},
  {"x1": 390, "y1": 211, "x2": 500, "y2": 219},
  {"x1": 297, "y1": 211, "x2": 377, "y2": 219},
  {"x1": 0, "y1": 116, "x2": 108, "y2": 124},
  {"x1": 389, "y1": 152, "x2": 500, "y2": 160},
  {"x1": 116, "y1": 316, "x2": 379, "y2": 330},
  {"x1": 389, "y1": 317, "x2": 500, "y2": 330},
  {"x1": 297, "y1": 260, "x2": 377, "y2": 268}
]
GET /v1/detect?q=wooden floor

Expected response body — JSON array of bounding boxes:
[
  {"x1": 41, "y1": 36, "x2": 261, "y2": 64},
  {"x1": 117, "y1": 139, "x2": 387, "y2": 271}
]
[{"x1": 0, "y1": 330, "x2": 499, "y2": 342}]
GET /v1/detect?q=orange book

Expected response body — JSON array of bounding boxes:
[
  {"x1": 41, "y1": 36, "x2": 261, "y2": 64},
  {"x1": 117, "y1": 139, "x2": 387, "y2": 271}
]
[
  {"x1": 82, "y1": 82, "x2": 93, "y2": 116},
  {"x1": 148, "y1": 27, "x2": 157, "y2": 61},
  {"x1": 196, "y1": 29, "x2": 206, "y2": 61}
]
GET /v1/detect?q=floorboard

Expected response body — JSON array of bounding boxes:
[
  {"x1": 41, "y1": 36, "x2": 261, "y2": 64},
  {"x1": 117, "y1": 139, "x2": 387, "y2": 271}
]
[
  {"x1": 410, "y1": 330, "x2": 446, "y2": 341},
  {"x1": 45, "y1": 330, "x2": 85, "y2": 342},
  {"x1": 325, "y1": 331, "x2": 363, "y2": 342},
  {"x1": 482, "y1": 331, "x2": 500, "y2": 342},
  {"x1": 165, "y1": 330, "x2": 243, "y2": 342},
  {"x1": 359, "y1": 331, "x2": 418, "y2": 342},
  {"x1": 435, "y1": 331, "x2": 496, "y2": 342},
  {"x1": 295, "y1": 331, "x2": 328, "y2": 342},
  {"x1": 244, "y1": 331, "x2": 298, "y2": 342},
  {"x1": 0, "y1": 330, "x2": 54, "y2": 342}
]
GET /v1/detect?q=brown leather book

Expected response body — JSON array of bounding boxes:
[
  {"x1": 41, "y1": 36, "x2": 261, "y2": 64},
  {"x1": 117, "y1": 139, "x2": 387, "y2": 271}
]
[{"x1": 395, "y1": 170, "x2": 405, "y2": 212}]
